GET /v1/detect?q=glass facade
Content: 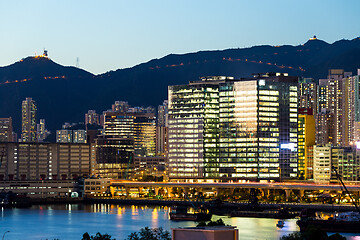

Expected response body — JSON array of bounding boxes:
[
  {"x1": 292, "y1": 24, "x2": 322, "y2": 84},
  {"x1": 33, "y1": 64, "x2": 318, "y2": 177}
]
[
  {"x1": 168, "y1": 75, "x2": 298, "y2": 181},
  {"x1": 95, "y1": 137, "x2": 134, "y2": 179},
  {"x1": 168, "y1": 84, "x2": 206, "y2": 179},
  {"x1": 134, "y1": 114, "x2": 156, "y2": 157},
  {"x1": 219, "y1": 81, "x2": 258, "y2": 179},
  {"x1": 104, "y1": 113, "x2": 134, "y2": 139}
]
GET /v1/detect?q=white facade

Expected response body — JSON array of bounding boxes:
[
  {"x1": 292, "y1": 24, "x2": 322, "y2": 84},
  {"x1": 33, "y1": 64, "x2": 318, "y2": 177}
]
[{"x1": 313, "y1": 145, "x2": 332, "y2": 183}]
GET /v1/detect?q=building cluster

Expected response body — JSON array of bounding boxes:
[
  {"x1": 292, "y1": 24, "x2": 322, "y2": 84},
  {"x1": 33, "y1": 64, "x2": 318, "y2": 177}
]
[
  {"x1": 1, "y1": 69, "x2": 360, "y2": 191},
  {"x1": 21, "y1": 98, "x2": 50, "y2": 142},
  {"x1": 297, "y1": 69, "x2": 360, "y2": 183},
  {"x1": 167, "y1": 70, "x2": 360, "y2": 184},
  {"x1": 0, "y1": 99, "x2": 168, "y2": 186}
]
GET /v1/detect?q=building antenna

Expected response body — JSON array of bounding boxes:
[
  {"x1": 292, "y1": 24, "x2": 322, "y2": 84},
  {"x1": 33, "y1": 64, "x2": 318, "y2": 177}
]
[{"x1": 76, "y1": 57, "x2": 80, "y2": 68}]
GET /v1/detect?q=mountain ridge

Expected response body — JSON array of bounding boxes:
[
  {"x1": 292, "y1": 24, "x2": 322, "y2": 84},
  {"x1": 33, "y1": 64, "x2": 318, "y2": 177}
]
[{"x1": 1, "y1": 37, "x2": 360, "y2": 136}]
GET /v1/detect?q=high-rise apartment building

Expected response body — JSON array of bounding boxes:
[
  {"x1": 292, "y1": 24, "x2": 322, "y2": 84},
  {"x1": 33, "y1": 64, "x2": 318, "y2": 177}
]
[
  {"x1": 0, "y1": 118, "x2": 13, "y2": 142},
  {"x1": 168, "y1": 74, "x2": 298, "y2": 182},
  {"x1": 21, "y1": 98, "x2": 37, "y2": 142},
  {"x1": 315, "y1": 110, "x2": 334, "y2": 145},
  {"x1": 298, "y1": 110, "x2": 315, "y2": 180},
  {"x1": 157, "y1": 100, "x2": 168, "y2": 127},
  {"x1": 36, "y1": 119, "x2": 48, "y2": 142},
  {"x1": 344, "y1": 71, "x2": 360, "y2": 146},
  {"x1": 85, "y1": 110, "x2": 99, "y2": 125},
  {"x1": 317, "y1": 70, "x2": 353, "y2": 146},
  {"x1": 73, "y1": 130, "x2": 87, "y2": 143},
  {"x1": 56, "y1": 129, "x2": 73, "y2": 143},
  {"x1": 56, "y1": 129, "x2": 87, "y2": 143},
  {"x1": 112, "y1": 101, "x2": 129, "y2": 113},
  {"x1": 299, "y1": 78, "x2": 317, "y2": 114},
  {"x1": 156, "y1": 101, "x2": 168, "y2": 157}
]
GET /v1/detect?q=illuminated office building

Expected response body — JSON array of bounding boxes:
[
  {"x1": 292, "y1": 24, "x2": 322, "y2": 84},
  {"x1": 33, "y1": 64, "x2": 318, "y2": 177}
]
[
  {"x1": 21, "y1": 98, "x2": 37, "y2": 142},
  {"x1": 103, "y1": 112, "x2": 155, "y2": 157},
  {"x1": 168, "y1": 76, "x2": 225, "y2": 180},
  {"x1": 168, "y1": 74, "x2": 298, "y2": 181},
  {"x1": 95, "y1": 136, "x2": 134, "y2": 179},
  {"x1": 0, "y1": 118, "x2": 13, "y2": 142},
  {"x1": 133, "y1": 156, "x2": 167, "y2": 180},
  {"x1": 103, "y1": 112, "x2": 134, "y2": 139},
  {"x1": 134, "y1": 113, "x2": 156, "y2": 157}
]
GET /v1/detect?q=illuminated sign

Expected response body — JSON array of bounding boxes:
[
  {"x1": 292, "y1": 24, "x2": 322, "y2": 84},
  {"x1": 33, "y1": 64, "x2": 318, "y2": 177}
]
[
  {"x1": 280, "y1": 143, "x2": 296, "y2": 151},
  {"x1": 258, "y1": 79, "x2": 265, "y2": 86},
  {"x1": 356, "y1": 142, "x2": 360, "y2": 149}
]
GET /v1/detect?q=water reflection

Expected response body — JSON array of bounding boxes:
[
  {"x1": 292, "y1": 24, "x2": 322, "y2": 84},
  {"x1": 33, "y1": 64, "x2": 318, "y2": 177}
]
[{"x1": 0, "y1": 204, "x2": 358, "y2": 240}]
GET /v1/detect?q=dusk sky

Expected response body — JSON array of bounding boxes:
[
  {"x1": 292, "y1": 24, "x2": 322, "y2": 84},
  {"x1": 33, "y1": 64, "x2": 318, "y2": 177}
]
[{"x1": 0, "y1": 0, "x2": 359, "y2": 74}]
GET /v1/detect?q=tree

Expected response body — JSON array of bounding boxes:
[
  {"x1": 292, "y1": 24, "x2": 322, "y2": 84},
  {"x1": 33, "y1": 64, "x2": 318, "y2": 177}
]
[
  {"x1": 125, "y1": 227, "x2": 171, "y2": 240},
  {"x1": 280, "y1": 225, "x2": 346, "y2": 240},
  {"x1": 82, "y1": 232, "x2": 115, "y2": 240},
  {"x1": 280, "y1": 232, "x2": 302, "y2": 240},
  {"x1": 328, "y1": 233, "x2": 346, "y2": 240},
  {"x1": 197, "y1": 218, "x2": 227, "y2": 227}
]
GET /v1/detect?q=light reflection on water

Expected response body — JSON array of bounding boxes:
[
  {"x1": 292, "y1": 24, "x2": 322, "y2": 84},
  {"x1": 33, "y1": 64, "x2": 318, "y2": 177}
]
[{"x1": 0, "y1": 204, "x2": 358, "y2": 240}]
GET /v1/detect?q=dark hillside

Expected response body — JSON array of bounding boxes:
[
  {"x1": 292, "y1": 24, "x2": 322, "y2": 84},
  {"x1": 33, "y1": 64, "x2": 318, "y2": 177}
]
[{"x1": 1, "y1": 37, "x2": 360, "y2": 135}]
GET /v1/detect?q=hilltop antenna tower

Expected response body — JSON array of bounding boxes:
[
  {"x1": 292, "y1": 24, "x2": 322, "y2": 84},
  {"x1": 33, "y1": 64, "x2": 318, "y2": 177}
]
[{"x1": 76, "y1": 57, "x2": 80, "y2": 68}]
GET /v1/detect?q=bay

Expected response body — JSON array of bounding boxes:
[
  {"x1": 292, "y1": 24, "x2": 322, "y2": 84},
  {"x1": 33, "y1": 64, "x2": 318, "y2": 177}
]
[{"x1": 0, "y1": 204, "x2": 358, "y2": 240}]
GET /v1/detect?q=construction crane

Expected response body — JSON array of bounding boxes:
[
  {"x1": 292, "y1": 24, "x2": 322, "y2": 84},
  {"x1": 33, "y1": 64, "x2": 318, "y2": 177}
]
[{"x1": 332, "y1": 166, "x2": 360, "y2": 213}]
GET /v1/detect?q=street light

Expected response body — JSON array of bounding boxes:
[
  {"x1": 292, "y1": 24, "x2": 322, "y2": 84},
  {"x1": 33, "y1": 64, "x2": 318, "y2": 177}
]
[{"x1": 2, "y1": 231, "x2": 9, "y2": 240}]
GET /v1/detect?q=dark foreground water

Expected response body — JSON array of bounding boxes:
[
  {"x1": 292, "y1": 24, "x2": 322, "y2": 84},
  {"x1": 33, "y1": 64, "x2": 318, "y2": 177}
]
[{"x1": 0, "y1": 204, "x2": 359, "y2": 240}]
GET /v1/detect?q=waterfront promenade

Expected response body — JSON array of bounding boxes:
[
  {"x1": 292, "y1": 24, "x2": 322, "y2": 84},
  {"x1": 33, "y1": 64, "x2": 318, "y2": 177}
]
[{"x1": 111, "y1": 180, "x2": 360, "y2": 192}]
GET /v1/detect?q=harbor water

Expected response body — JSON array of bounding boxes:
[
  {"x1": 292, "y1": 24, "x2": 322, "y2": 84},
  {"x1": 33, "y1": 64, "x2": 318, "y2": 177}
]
[{"x1": 0, "y1": 204, "x2": 359, "y2": 240}]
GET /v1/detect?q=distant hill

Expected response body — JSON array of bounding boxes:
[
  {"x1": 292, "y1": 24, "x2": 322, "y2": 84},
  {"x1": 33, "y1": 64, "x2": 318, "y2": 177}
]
[{"x1": 1, "y1": 37, "x2": 360, "y2": 136}]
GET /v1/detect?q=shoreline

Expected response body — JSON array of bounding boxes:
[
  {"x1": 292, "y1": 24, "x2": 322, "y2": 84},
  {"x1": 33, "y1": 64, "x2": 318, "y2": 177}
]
[
  {"x1": 84, "y1": 198, "x2": 357, "y2": 213},
  {"x1": 26, "y1": 197, "x2": 358, "y2": 213}
]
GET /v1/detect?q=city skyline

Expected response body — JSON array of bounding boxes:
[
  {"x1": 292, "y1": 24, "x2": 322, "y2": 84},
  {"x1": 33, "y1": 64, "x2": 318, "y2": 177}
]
[
  {"x1": 1, "y1": 1, "x2": 360, "y2": 238},
  {"x1": 0, "y1": 0, "x2": 359, "y2": 74}
]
